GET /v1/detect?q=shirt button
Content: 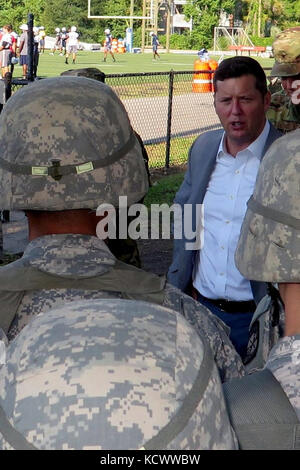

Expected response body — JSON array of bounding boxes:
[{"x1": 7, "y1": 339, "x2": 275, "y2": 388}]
[
  {"x1": 225, "y1": 220, "x2": 230, "y2": 224},
  {"x1": 235, "y1": 170, "x2": 240, "y2": 174}
]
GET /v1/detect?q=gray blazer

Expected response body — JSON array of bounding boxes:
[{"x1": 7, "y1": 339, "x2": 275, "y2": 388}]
[{"x1": 167, "y1": 124, "x2": 283, "y2": 304}]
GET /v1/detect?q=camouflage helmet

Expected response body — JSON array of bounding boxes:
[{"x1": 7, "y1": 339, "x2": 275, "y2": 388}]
[
  {"x1": 235, "y1": 129, "x2": 300, "y2": 282},
  {"x1": 271, "y1": 27, "x2": 300, "y2": 77},
  {"x1": 0, "y1": 77, "x2": 149, "y2": 211},
  {"x1": 0, "y1": 299, "x2": 236, "y2": 450},
  {"x1": 61, "y1": 67, "x2": 105, "y2": 82}
]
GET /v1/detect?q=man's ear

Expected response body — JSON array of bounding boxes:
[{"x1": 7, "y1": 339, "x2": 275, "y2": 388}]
[{"x1": 264, "y1": 90, "x2": 271, "y2": 111}]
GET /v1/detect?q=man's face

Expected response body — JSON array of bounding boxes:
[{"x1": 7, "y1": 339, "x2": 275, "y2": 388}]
[
  {"x1": 281, "y1": 74, "x2": 300, "y2": 100},
  {"x1": 214, "y1": 75, "x2": 271, "y2": 155}
]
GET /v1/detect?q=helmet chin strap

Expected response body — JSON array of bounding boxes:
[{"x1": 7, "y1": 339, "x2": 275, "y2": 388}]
[{"x1": 0, "y1": 130, "x2": 137, "y2": 180}]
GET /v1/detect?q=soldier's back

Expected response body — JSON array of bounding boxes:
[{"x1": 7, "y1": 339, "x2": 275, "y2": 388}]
[{"x1": 0, "y1": 234, "x2": 244, "y2": 383}]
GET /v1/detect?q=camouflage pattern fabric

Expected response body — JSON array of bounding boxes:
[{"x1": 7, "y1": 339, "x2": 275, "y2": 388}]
[
  {"x1": 266, "y1": 335, "x2": 300, "y2": 420},
  {"x1": 272, "y1": 27, "x2": 300, "y2": 67},
  {"x1": 267, "y1": 90, "x2": 300, "y2": 133},
  {"x1": 235, "y1": 129, "x2": 300, "y2": 365},
  {"x1": 61, "y1": 67, "x2": 105, "y2": 82},
  {"x1": 235, "y1": 129, "x2": 300, "y2": 282},
  {"x1": 0, "y1": 77, "x2": 149, "y2": 211},
  {"x1": 0, "y1": 299, "x2": 238, "y2": 450},
  {"x1": 3, "y1": 234, "x2": 245, "y2": 383}
]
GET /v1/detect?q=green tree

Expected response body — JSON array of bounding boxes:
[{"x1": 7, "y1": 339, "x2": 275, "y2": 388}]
[
  {"x1": 243, "y1": 0, "x2": 300, "y2": 37},
  {"x1": 184, "y1": 0, "x2": 235, "y2": 49}
]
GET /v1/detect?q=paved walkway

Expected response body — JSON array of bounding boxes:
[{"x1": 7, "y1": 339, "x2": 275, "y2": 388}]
[{"x1": 123, "y1": 92, "x2": 221, "y2": 143}]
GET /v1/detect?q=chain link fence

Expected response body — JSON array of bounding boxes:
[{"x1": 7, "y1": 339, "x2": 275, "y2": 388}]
[{"x1": 105, "y1": 70, "x2": 221, "y2": 169}]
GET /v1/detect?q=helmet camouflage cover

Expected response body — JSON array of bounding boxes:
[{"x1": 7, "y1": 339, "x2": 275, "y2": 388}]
[
  {"x1": 271, "y1": 27, "x2": 300, "y2": 77},
  {"x1": 61, "y1": 67, "x2": 105, "y2": 82},
  {"x1": 235, "y1": 129, "x2": 300, "y2": 282},
  {"x1": 0, "y1": 299, "x2": 236, "y2": 450},
  {"x1": 0, "y1": 77, "x2": 148, "y2": 210}
]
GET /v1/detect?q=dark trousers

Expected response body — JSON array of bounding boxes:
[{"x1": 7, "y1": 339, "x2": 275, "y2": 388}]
[{"x1": 196, "y1": 293, "x2": 254, "y2": 360}]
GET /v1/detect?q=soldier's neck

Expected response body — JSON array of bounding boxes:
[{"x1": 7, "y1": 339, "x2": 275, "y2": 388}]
[{"x1": 26, "y1": 209, "x2": 101, "y2": 241}]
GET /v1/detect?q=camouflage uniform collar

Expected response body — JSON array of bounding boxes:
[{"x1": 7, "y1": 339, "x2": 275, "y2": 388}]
[{"x1": 22, "y1": 234, "x2": 116, "y2": 277}]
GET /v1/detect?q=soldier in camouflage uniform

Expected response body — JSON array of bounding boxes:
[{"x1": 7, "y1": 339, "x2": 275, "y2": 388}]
[
  {"x1": 267, "y1": 27, "x2": 300, "y2": 133},
  {"x1": 231, "y1": 129, "x2": 300, "y2": 432},
  {"x1": 0, "y1": 76, "x2": 244, "y2": 382},
  {"x1": 0, "y1": 299, "x2": 238, "y2": 450}
]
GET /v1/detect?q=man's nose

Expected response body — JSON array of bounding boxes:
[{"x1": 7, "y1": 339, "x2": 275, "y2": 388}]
[{"x1": 231, "y1": 99, "x2": 242, "y2": 114}]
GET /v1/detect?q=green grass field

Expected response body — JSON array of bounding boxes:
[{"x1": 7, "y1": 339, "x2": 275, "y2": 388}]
[{"x1": 12, "y1": 49, "x2": 275, "y2": 78}]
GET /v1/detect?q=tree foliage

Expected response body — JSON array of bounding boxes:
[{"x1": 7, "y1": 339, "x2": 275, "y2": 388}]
[
  {"x1": 0, "y1": 0, "x2": 142, "y2": 41},
  {"x1": 0, "y1": 0, "x2": 298, "y2": 45},
  {"x1": 183, "y1": 0, "x2": 235, "y2": 48},
  {"x1": 244, "y1": 0, "x2": 300, "y2": 37}
]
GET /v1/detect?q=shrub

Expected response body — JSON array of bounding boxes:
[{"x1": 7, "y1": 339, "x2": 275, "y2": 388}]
[{"x1": 249, "y1": 36, "x2": 274, "y2": 47}]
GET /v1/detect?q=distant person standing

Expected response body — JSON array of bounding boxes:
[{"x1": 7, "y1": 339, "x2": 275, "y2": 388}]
[
  {"x1": 65, "y1": 26, "x2": 78, "y2": 64},
  {"x1": 61, "y1": 27, "x2": 68, "y2": 55},
  {"x1": 103, "y1": 28, "x2": 116, "y2": 63},
  {"x1": 0, "y1": 24, "x2": 13, "y2": 77},
  {"x1": 150, "y1": 32, "x2": 160, "y2": 60},
  {"x1": 50, "y1": 28, "x2": 61, "y2": 55},
  {"x1": 38, "y1": 26, "x2": 45, "y2": 53},
  {"x1": 18, "y1": 24, "x2": 28, "y2": 79}
]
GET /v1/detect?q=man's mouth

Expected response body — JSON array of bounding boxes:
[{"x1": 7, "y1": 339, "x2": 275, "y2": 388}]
[{"x1": 230, "y1": 121, "x2": 245, "y2": 129}]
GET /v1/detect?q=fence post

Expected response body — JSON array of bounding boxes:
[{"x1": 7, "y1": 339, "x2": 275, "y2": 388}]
[
  {"x1": 165, "y1": 69, "x2": 174, "y2": 168},
  {"x1": 27, "y1": 13, "x2": 34, "y2": 81}
]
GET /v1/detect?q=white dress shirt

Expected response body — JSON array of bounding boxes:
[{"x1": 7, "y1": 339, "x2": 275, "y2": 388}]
[{"x1": 193, "y1": 120, "x2": 270, "y2": 301}]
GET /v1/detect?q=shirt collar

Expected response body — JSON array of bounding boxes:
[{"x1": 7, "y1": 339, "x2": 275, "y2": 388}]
[{"x1": 217, "y1": 120, "x2": 270, "y2": 161}]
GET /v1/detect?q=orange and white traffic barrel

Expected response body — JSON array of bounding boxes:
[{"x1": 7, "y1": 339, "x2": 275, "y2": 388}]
[
  {"x1": 112, "y1": 38, "x2": 118, "y2": 53},
  {"x1": 192, "y1": 60, "x2": 212, "y2": 93},
  {"x1": 208, "y1": 60, "x2": 218, "y2": 92},
  {"x1": 117, "y1": 39, "x2": 125, "y2": 53}
]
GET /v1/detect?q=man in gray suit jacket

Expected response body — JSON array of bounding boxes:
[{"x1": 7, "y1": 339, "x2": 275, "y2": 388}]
[{"x1": 168, "y1": 57, "x2": 282, "y2": 360}]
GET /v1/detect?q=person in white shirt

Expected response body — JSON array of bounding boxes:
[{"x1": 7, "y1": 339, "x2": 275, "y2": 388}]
[
  {"x1": 65, "y1": 26, "x2": 78, "y2": 65},
  {"x1": 168, "y1": 57, "x2": 282, "y2": 360},
  {"x1": 0, "y1": 24, "x2": 13, "y2": 77}
]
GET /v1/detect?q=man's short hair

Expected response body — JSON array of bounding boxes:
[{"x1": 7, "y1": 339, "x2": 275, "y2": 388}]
[{"x1": 213, "y1": 57, "x2": 268, "y2": 97}]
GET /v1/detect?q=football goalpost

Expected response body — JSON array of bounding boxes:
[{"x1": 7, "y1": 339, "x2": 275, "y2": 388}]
[
  {"x1": 87, "y1": 0, "x2": 159, "y2": 52},
  {"x1": 87, "y1": 0, "x2": 154, "y2": 20}
]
